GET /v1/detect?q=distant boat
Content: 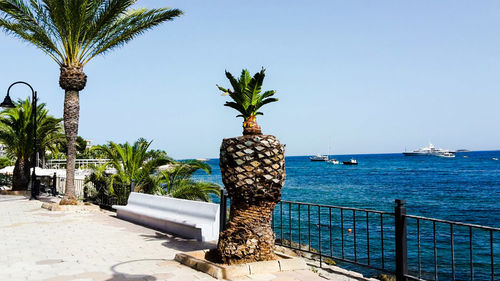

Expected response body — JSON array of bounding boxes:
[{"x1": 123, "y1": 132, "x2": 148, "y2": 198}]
[
  {"x1": 328, "y1": 159, "x2": 340, "y2": 164},
  {"x1": 436, "y1": 152, "x2": 455, "y2": 158},
  {"x1": 493, "y1": 158, "x2": 498, "y2": 161},
  {"x1": 403, "y1": 143, "x2": 456, "y2": 158},
  {"x1": 343, "y1": 159, "x2": 358, "y2": 165},
  {"x1": 310, "y1": 154, "x2": 328, "y2": 161},
  {"x1": 196, "y1": 158, "x2": 209, "y2": 162}
]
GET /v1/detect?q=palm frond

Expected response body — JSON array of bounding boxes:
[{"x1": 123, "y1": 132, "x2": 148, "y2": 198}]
[
  {"x1": 218, "y1": 68, "x2": 277, "y2": 120},
  {"x1": 0, "y1": 0, "x2": 182, "y2": 66}
]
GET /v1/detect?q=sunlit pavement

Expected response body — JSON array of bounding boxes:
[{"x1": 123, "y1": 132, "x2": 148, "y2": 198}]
[{"x1": 0, "y1": 195, "x2": 374, "y2": 281}]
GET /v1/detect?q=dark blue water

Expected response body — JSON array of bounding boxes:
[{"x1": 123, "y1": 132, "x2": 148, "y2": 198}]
[{"x1": 194, "y1": 151, "x2": 500, "y2": 280}]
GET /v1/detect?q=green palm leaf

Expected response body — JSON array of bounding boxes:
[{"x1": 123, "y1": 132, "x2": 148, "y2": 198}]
[{"x1": 217, "y1": 68, "x2": 278, "y2": 122}]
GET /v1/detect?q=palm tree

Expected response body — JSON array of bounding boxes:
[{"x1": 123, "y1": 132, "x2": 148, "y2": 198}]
[
  {"x1": 217, "y1": 68, "x2": 278, "y2": 135},
  {"x1": 158, "y1": 160, "x2": 220, "y2": 202},
  {"x1": 215, "y1": 68, "x2": 285, "y2": 264},
  {"x1": 0, "y1": 0, "x2": 182, "y2": 204},
  {"x1": 86, "y1": 140, "x2": 220, "y2": 203},
  {"x1": 93, "y1": 138, "x2": 172, "y2": 194},
  {"x1": 0, "y1": 98, "x2": 64, "y2": 190}
]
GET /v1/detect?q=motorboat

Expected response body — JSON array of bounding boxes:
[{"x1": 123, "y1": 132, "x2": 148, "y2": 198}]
[
  {"x1": 343, "y1": 159, "x2": 358, "y2": 165},
  {"x1": 436, "y1": 152, "x2": 455, "y2": 158},
  {"x1": 328, "y1": 159, "x2": 340, "y2": 164},
  {"x1": 310, "y1": 154, "x2": 329, "y2": 161},
  {"x1": 403, "y1": 143, "x2": 456, "y2": 158}
]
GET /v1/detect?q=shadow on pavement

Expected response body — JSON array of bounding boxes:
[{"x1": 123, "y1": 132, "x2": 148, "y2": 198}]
[{"x1": 140, "y1": 232, "x2": 217, "y2": 252}]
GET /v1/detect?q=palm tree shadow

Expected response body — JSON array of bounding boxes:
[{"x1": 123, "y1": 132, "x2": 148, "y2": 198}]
[
  {"x1": 105, "y1": 273, "x2": 156, "y2": 281},
  {"x1": 107, "y1": 259, "x2": 166, "y2": 281},
  {"x1": 140, "y1": 232, "x2": 217, "y2": 252}
]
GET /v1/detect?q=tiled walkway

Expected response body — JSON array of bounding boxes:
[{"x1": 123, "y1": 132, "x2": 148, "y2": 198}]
[{"x1": 0, "y1": 195, "x2": 377, "y2": 281}]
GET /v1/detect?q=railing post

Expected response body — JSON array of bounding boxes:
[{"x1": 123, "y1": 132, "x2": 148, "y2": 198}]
[
  {"x1": 395, "y1": 199, "x2": 408, "y2": 281},
  {"x1": 128, "y1": 180, "x2": 135, "y2": 204},
  {"x1": 219, "y1": 189, "x2": 228, "y2": 232},
  {"x1": 52, "y1": 172, "x2": 57, "y2": 196}
]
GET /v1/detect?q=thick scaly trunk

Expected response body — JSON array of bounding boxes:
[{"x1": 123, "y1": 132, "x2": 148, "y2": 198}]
[
  {"x1": 59, "y1": 65, "x2": 86, "y2": 205},
  {"x1": 217, "y1": 135, "x2": 285, "y2": 264},
  {"x1": 11, "y1": 157, "x2": 30, "y2": 191}
]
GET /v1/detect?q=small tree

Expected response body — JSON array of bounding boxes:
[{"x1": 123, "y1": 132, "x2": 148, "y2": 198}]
[
  {"x1": 86, "y1": 139, "x2": 220, "y2": 203},
  {"x1": 0, "y1": 98, "x2": 64, "y2": 190},
  {"x1": 158, "y1": 160, "x2": 220, "y2": 202}
]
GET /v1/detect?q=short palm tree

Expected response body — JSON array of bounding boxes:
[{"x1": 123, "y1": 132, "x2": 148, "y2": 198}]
[
  {"x1": 93, "y1": 138, "x2": 172, "y2": 194},
  {"x1": 86, "y1": 139, "x2": 219, "y2": 202},
  {"x1": 0, "y1": 98, "x2": 64, "y2": 190},
  {"x1": 0, "y1": 0, "x2": 182, "y2": 204},
  {"x1": 216, "y1": 68, "x2": 285, "y2": 264},
  {"x1": 217, "y1": 68, "x2": 278, "y2": 135},
  {"x1": 158, "y1": 160, "x2": 220, "y2": 202}
]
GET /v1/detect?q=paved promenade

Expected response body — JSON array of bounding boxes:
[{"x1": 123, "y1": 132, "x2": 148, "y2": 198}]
[{"x1": 0, "y1": 195, "x2": 377, "y2": 281}]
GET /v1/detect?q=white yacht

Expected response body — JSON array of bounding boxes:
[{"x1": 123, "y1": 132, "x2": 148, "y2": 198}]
[
  {"x1": 310, "y1": 154, "x2": 329, "y2": 161},
  {"x1": 403, "y1": 143, "x2": 456, "y2": 157}
]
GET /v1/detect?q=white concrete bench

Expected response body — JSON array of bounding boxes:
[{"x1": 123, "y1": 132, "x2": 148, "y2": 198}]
[{"x1": 112, "y1": 192, "x2": 220, "y2": 242}]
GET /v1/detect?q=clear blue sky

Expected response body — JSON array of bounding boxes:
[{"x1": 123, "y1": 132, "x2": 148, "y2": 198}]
[{"x1": 1, "y1": 1, "x2": 499, "y2": 159}]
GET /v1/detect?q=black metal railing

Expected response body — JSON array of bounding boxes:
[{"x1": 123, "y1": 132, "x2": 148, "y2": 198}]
[
  {"x1": 404, "y1": 213, "x2": 499, "y2": 281},
  {"x1": 271, "y1": 200, "x2": 395, "y2": 274},
  {"x1": 218, "y1": 194, "x2": 499, "y2": 281},
  {"x1": 85, "y1": 182, "x2": 134, "y2": 210}
]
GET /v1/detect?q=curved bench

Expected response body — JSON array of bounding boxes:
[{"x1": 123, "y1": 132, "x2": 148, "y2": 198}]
[{"x1": 112, "y1": 192, "x2": 220, "y2": 242}]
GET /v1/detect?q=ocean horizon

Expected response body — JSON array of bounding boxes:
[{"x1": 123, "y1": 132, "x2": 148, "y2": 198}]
[{"x1": 195, "y1": 150, "x2": 500, "y2": 226}]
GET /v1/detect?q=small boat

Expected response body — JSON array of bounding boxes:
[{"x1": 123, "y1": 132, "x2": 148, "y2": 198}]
[
  {"x1": 343, "y1": 159, "x2": 358, "y2": 165},
  {"x1": 310, "y1": 154, "x2": 329, "y2": 161},
  {"x1": 436, "y1": 152, "x2": 455, "y2": 158},
  {"x1": 493, "y1": 158, "x2": 498, "y2": 161},
  {"x1": 328, "y1": 159, "x2": 340, "y2": 164}
]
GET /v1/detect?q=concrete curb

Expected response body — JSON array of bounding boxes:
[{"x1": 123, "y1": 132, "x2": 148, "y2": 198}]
[{"x1": 175, "y1": 250, "x2": 307, "y2": 279}]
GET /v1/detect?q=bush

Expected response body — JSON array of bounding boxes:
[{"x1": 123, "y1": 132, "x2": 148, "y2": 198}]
[{"x1": 0, "y1": 157, "x2": 12, "y2": 169}]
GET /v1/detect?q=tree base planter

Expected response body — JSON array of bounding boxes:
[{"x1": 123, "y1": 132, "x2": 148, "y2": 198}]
[
  {"x1": 175, "y1": 250, "x2": 306, "y2": 279},
  {"x1": 59, "y1": 197, "x2": 78, "y2": 205}
]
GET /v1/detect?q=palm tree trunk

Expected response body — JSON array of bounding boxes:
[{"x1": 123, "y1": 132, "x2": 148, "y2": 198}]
[
  {"x1": 12, "y1": 157, "x2": 30, "y2": 190},
  {"x1": 60, "y1": 90, "x2": 79, "y2": 204},
  {"x1": 217, "y1": 135, "x2": 285, "y2": 264},
  {"x1": 218, "y1": 200, "x2": 277, "y2": 264}
]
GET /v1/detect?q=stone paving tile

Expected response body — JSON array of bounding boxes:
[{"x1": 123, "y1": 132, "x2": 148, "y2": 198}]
[{"x1": 0, "y1": 195, "x2": 376, "y2": 281}]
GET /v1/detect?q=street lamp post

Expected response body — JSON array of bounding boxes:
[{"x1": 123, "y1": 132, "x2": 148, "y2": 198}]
[{"x1": 0, "y1": 81, "x2": 38, "y2": 200}]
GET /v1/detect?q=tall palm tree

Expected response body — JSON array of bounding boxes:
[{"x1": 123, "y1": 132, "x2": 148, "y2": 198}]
[
  {"x1": 217, "y1": 68, "x2": 278, "y2": 135},
  {"x1": 0, "y1": 98, "x2": 64, "y2": 190},
  {"x1": 0, "y1": 0, "x2": 182, "y2": 204}
]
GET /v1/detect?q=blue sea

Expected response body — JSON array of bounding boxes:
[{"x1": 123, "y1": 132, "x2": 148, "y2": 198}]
[{"x1": 194, "y1": 151, "x2": 500, "y2": 280}]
